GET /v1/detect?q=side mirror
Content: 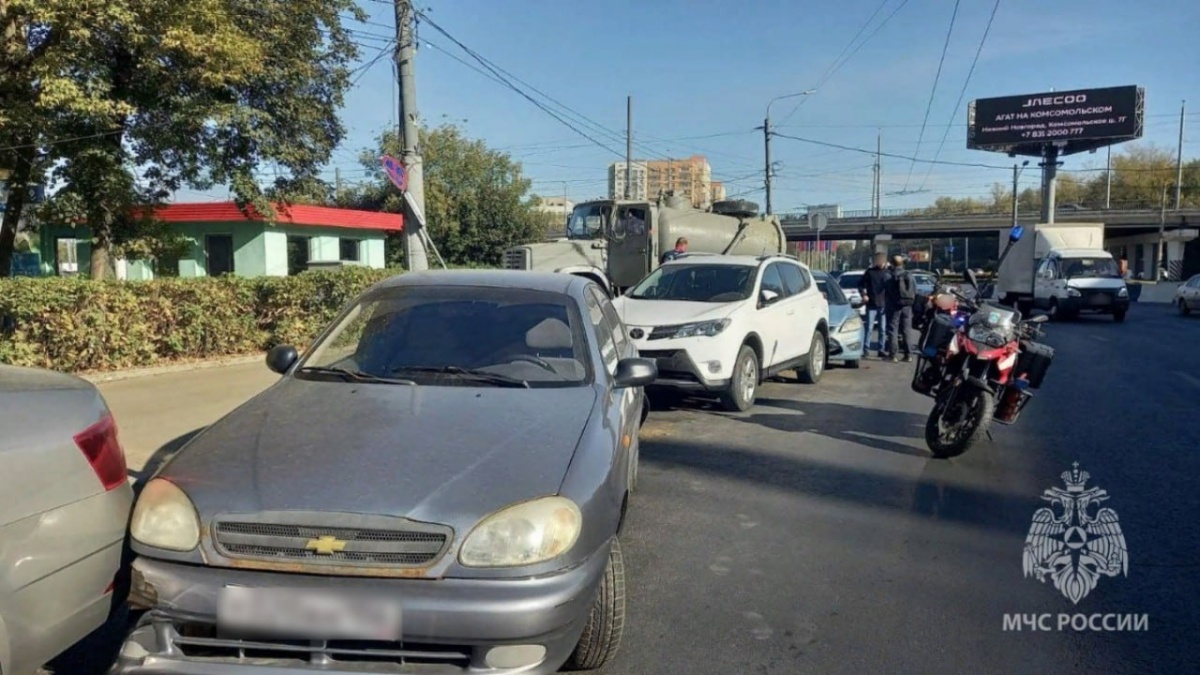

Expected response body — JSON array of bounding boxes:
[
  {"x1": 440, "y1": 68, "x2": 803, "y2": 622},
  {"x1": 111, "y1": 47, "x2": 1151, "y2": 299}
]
[
  {"x1": 1009, "y1": 225, "x2": 1025, "y2": 243},
  {"x1": 266, "y1": 344, "x2": 299, "y2": 374},
  {"x1": 965, "y1": 268, "x2": 980, "y2": 290},
  {"x1": 759, "y1": 289, "x2": 781, "y2": 307},
  {"x1": 613, "y1": 357, "x2": 657, "y2": 388}
]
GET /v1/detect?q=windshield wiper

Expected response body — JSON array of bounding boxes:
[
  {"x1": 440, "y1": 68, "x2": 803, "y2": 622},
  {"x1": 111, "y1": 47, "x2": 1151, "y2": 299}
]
[
  {"x1": 391, "y1": 366, "x2": 530, "y2": 388},
  {"x1": 297, "y1": 366, "x2": 417, "y2": 385}
]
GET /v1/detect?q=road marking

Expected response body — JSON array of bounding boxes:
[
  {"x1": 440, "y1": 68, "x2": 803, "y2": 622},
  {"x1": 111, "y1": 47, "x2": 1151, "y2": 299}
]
[
  {"x1": 1177, "y1": 371, "x2": 1200, "y2": 390},
  {"x1": 1089, "y1": 335, "x2": 1109, "y2": 342}
]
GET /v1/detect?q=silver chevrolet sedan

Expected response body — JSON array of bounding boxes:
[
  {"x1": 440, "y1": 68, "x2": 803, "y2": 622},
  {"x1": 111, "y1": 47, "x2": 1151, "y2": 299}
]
[
  {"x1": 112, "y1": 270, "x2": 657, "y2": 674},
  {"x1": 0, "y1": 365, "x2": 134, "y2": 675}
]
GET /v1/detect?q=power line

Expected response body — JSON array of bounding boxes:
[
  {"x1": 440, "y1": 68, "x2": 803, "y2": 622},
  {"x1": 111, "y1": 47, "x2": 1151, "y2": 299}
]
[
  {"x1": 778, "y1": 0, "x2": 912, "y2": 127},
  {"x1": 916, "y1": 0, "x2": 1001, "y2": 192},
  {"x1": 772, "y1": 131, "x2": 1008, "y2": 169},
  {"x1": 901, "y1": 0, "x2": 961, "y2": 193}
]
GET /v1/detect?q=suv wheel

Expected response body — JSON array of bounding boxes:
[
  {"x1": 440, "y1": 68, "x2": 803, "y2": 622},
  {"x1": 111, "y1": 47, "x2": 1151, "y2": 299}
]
[
  {"x1": 796, "y1": 331, "x2": 826, "y2": 384},
  {"x1": 719, "y1": 344, "x2": 759, "y2": 412}
]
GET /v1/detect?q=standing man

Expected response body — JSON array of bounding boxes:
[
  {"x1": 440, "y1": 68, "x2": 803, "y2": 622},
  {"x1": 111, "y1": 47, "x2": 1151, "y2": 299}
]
[
  {"x1": 858, "y1": 252, "x2": 892, "y2": 358},
  {"x1": 886, "y1": 254, "x2": 916, "y2": 362},
  {"x1": 661, "y1": 237, "x2": 688, "y2": 264}
]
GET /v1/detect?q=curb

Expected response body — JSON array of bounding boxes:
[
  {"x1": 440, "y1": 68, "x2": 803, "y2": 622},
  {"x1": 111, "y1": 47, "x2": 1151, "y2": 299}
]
[{"x1": 80, "y1": 353, "x2": 266, "y2": 384}]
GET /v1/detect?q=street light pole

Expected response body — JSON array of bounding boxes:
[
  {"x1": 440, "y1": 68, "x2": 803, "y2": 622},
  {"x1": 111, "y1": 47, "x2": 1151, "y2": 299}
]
[{"x1": 762, "y1": 90, "x2": 816, "y2": 215}]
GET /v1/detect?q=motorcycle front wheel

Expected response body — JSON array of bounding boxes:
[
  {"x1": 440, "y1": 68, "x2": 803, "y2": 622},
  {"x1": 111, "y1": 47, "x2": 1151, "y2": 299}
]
[{"x1": 924, "y1": 386, "x2": 996, "y2": 458}]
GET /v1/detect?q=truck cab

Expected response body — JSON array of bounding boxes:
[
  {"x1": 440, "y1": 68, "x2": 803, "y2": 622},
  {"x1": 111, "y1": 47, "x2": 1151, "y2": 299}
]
[
  {"x1": 502, "y1": 196, "x2": 787, "y2": 295},
  {"x1": 1034, "y1": 249, "x2": 1130, "y2": 321}
]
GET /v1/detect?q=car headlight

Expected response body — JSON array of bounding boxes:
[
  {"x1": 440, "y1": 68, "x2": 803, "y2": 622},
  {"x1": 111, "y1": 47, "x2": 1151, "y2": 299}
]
[
  {"x1": 1118, "y1": 287, "x2": 1128, "y2": 298},
  {"x1": 1066, "y1": 287, "x2": 1082, "y2": 297},
  {"x1": 660, "y1": 319, "x2": 731, "y2": 339},
  {"x1": 839, "y1": 316, "x2": 864, "y2": 334},
  {"x1": 459, "y1": 496, "x2": 582, "y2": 568},
  {"x1": 130, "y1": 478, "x2": 201, "y2": 552}
]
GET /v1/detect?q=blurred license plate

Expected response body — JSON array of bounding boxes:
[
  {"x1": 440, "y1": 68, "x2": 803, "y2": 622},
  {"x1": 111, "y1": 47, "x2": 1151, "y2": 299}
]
[
  {"x1": 217, "y1": 586, "x2": 400, "y2": 640},
  {"x1": 1089, "y1": 294, "x2": 1110, "y2": 305}
]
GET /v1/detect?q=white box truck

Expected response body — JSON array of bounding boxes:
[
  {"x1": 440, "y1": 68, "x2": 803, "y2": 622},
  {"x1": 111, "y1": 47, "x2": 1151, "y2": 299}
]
[{"x1": 996, "y1": 223, "x2": 1131, "y2": 322}]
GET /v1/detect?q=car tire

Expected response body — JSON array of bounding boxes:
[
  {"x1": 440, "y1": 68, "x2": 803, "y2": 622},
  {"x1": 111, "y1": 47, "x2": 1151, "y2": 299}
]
[
  {"x1": 1181, "y1": 299, "x2": 1191, "y2": 316},
  {"x1": 719, "y1": 345, "x2": 759, "y2": 412},
  {"x1": 796, "y1": 331, "x2": 826, "y2": 384},
  {"x1": 1113, "y1": 309, "x2": 1127, "y2": 323},
  {"x1": 564, "y1": 537, "x2": 626, "y2": 671},
  {"x1": 1047, "y1": 298, "x2": 1061, "y2": 321}
]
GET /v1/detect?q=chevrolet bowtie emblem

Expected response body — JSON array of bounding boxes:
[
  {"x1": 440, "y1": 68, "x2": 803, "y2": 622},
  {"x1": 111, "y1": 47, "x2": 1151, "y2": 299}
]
[{"x1": 305, "y1": 535, "x2": 347, "y2": 555}]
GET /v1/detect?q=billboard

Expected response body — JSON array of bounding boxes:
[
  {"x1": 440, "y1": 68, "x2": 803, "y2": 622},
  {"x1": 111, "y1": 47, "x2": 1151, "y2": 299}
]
[{"x1": 968, "y1": 85, "x2": 1144, "y2": 157}]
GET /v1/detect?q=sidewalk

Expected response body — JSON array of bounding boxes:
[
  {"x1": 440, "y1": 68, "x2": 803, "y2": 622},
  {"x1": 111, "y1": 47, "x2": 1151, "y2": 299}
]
[{"x1": 98, "y1": 360, "x2": 279, "y2": 474}]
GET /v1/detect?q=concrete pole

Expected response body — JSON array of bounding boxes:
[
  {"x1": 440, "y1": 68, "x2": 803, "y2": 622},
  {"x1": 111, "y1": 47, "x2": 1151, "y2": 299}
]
[
  {"x1": 763, "y1": 115, "x2": 773, "y2": 214},
  {"x1": 1104, "y1": 146, "x2": 1112, "y2": 210},
  {"x1": 1175, "y1": 100, "x2": 1185, "y2": 210},
  {"x1": 394, "y1": 0, "x2": 429, "y2": 271},
  {"x1": 625, "y1": 96, "x2": 632, "y2": 200}
]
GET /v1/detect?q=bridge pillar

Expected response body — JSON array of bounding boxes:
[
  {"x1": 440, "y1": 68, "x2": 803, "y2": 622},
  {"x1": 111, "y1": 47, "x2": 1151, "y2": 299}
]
[{"x1": 1167, "y1": 241, "x2": 1185, "y2": 281}]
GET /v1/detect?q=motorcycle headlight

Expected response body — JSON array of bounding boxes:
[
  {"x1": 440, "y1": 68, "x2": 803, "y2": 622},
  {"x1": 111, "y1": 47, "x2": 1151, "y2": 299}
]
[
  {"x1": 660, "y1": 319, "x2": 731, "y2": 339},
  {"x1": 1066, "y1": 287, "x2": 1082, "y2": 298},
  {"x1": 1118, "y1": 287, "x2": 1129, "y2": 298},
  {"x1": 459, "y1": 496, "x2": 582, "y2": 568},
  {"x1": 130, "y1": 478, "x2": 201, "y2": 552},
  {"x1": 839, "y1": 316, "x2": 864, "y2": 334}
]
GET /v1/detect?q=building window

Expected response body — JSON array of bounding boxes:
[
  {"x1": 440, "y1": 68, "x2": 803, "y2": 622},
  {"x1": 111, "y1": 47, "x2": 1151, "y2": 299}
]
[
  {"x1": 339, "y1": 238, "x2": 361, "y2": 262},
  {"x1": 287, "y1": 236, "x2": 311, "y2": 276}
]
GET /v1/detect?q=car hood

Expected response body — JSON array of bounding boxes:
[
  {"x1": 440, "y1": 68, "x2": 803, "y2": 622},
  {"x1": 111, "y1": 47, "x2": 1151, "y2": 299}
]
[
  {"x1": 827, "y1": 303, "x2": 858, "y2": 329},
  {"x1": 1064, "y1": 277, "x2": 1127, "y2": 291},
  {"x1": 613, "y1": 297, "x2": 739, "y2": 327},
  {"x1": 158, "y1": 379, "x2": 597, "y2": 523}
]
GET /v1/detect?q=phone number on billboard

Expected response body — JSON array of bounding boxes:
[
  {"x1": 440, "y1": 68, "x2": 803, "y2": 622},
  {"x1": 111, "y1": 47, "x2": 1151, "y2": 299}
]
[{"x1": 1021, "y1": 128, "x2": 1087, "y2": 139}]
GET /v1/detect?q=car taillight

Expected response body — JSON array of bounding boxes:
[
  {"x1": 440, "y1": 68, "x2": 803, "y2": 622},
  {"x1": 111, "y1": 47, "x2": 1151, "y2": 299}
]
[{"x1": 74, "y1": 413, "x2": 128, "y2": 491}]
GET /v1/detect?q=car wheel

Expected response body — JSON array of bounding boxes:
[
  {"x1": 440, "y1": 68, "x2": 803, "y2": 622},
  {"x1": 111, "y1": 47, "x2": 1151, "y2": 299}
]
[
  {"x1": 1181, "y1": 299, "x2": 1192, "y2": 316},
  {"x1": 564, "y1": 537, "x2": 626, "y2": 671},
  {"x1": 796, "y1": 331, "x2": 826, "y2": 384},
  {"x1": 1047, "y1": 298, "x2": 1061, "y2": 321},
  {"x1": 719, "y1": 345, "x2": 759, "y2": 412},
  {"x1": 1113, "y1": 309, "x2": 1127, "y2": 323}
]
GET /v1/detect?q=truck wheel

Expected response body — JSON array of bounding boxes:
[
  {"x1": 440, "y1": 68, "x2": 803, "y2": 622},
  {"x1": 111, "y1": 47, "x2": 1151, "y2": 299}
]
[
  {"x1": 1113, "y1": 309, "x2": 1127, "y2": 323},
  {"x1": 565, "y1": 538, "x2": 626, "y2": 670},
  {"x1": 719, "y1": 345, "x2": 759, "y2": 411},
  {"x1": 796, "y1": 332, "x2": 826, "y2": 384}
]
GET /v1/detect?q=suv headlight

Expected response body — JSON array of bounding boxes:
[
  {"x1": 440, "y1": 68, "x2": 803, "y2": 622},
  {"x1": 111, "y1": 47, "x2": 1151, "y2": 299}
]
[
  {"x1": 660, "y1": 319, "x2": 731, "y2": 339},
  {"x1": 130, "y1": 478, "x2": 201, "y2": 552},
  {"x1": 459, "y1": 496, "x2": 582, "y2": 567},
  {"x1": 1066, "y1": 287, "x2": 1082, "y2": 298}
]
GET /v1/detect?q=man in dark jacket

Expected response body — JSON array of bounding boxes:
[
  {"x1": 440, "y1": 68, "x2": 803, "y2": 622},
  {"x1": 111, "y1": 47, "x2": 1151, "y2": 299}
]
[
  {"x1": 886, "y1": 255, "x2": 917, "y2": 362},
  {"x1": 858, "y1": 253, "x2": 892, "y2": 358}
]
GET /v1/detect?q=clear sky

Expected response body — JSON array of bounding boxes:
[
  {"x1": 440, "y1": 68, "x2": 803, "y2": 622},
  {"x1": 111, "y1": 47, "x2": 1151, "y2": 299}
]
[{"x1": 188, "y1": 0, "x2": 1200, "y2": 214}]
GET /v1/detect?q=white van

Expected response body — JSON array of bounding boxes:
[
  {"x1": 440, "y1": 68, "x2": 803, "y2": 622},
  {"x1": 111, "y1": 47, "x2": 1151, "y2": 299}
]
[{"x1": 996, "y1": 223, "x2": 1130, "y2": 322}]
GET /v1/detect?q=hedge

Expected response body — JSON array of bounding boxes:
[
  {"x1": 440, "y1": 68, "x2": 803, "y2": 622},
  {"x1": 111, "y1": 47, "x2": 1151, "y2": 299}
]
[{"x1": 0, "y1": 267, "x2": 399, "y2": 374}]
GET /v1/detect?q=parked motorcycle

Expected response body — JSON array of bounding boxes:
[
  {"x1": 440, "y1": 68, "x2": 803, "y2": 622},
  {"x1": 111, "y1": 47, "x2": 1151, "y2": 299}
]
[{"x1": 910, "y1": 226, "x2": 1056, "y2": 458}]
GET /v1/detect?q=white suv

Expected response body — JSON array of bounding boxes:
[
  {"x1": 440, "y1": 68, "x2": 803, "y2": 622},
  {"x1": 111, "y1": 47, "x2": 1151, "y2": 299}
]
[{"x1": 612, "y1": 254, "x2": 830, "y2": 411}]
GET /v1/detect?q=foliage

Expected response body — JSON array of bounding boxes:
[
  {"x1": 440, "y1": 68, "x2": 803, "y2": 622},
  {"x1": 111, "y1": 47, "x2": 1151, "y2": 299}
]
[
  {"x1": 0, "y1": 0, "x2": 364, "y2": 279},
  {"x1": 0, "y1": 267, "x2": 396, "y2": 373},
  {"x1": 915, "y1": 143, "x2": 1200, "y2": 216},
  {"x1": 342, "y1": 124, "x2": 551, "y2": 267}
]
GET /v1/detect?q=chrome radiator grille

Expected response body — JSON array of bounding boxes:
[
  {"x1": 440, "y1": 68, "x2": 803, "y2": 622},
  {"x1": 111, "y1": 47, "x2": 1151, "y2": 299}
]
[{"x1": 213, "y1": 519, "x2": 449, "y2": 568}]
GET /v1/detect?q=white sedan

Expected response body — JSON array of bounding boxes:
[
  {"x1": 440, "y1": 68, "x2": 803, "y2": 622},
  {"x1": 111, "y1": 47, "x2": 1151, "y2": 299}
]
[
  {"x1": 614, "y1": 254, "x2": 830, "y2": 411},
  {"x1": 1176, "y1": 274, "x2": 1200, "y2": 316}
]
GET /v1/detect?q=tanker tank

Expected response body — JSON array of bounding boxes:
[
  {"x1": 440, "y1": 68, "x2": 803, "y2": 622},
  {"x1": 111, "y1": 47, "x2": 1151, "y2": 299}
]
[{"x1": 655, "y1": 198, "x2": 787, "y2": 258}]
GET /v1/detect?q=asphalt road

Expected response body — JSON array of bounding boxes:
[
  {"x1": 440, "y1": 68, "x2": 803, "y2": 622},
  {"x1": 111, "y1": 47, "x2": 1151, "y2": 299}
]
[{"x1": 47, "y1": 303, "x2": 1198, "y2": 674}]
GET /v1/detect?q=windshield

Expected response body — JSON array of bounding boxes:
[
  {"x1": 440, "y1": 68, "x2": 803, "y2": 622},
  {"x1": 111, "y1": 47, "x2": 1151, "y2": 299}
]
[
  {"x1": 839, "y1": 273, "x2": 862, "y2": 290},
  {"x1": 815, "y1": 275, "x2": 849, "y2": 305},
  {"x1": 298, "y1": 286, "x2": 590, "y2": 387},
  {"x1": 1061, "y1": 257, "x2": 1121, "y2": 279},
  {"x1": 627, "y1": 264, "x2": 757, "y2": 302},
  {"x1": 567, "y1": 203, "x2": 609, "y2": 240}
]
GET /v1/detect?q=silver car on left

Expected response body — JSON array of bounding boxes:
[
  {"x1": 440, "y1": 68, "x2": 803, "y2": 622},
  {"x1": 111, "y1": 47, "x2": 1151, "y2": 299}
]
[{"x1": 0, "y1": 365, "x2": 135, "y2": 675}]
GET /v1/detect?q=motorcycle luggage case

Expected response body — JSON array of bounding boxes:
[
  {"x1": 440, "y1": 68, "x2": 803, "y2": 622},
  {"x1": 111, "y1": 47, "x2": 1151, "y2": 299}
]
[
  {"x1": 1015, "y1": 341, "x2": 1054, "y2": 389},
  {"x1": 920, "y1": 312, "x2": 957, "y2": 356}
]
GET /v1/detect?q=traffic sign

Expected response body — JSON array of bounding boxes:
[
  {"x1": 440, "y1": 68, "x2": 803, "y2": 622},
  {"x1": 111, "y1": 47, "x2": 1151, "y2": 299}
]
[
  {"x1": 381, "y1": 155, "x2": 408, "y2": 192},
  {"x1": 809, "y1": 212, "x2": 828, "y2": 232}
]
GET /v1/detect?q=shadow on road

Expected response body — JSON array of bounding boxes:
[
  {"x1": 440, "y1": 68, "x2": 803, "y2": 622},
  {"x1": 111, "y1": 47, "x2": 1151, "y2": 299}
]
[
  {"x1": 640, "y1": 434, "x2": 1030, "y2": 535},
  {"x1": 730, "y1": 397, "x2": 931, "y2": 458}
]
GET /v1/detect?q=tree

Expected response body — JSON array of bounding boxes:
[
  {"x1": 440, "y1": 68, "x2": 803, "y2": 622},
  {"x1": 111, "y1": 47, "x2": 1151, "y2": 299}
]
[
  {"x1": 344, "y1": 125, "x2": 552, "y2": 267},
  {"x1": 0, "y1": 0, "x2": 363, "y2": 278}
]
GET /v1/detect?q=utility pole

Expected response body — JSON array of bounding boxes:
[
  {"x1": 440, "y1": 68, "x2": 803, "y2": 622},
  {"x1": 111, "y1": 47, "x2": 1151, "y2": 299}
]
[
  {"x1": 872, "y1": 130, "x2": 882, "y2": 219},
  {"x1": 763, "y1": 115, "x2": 773, "y2": 214},
  {"x1": 1104, "y1": 146, "x2": 1112, "y2": 210},
  {"x1": 335, "y1": 167, "x2": 343, "y2": 202},
  {"x1": 1175, "y1": 100, "x2": 1186, "y2": 210},
  {"x1": 394, "y1": 0, "x2": 429, "y2": 271},
  {"x1": 1159, "y1": 183, "x2": 1168, "y2": 279},
  {"x1": 1039, "y1": 145, "x2": 1060, "y2": 225},
  {"x1": 625, "y1": 96, "x2": 633, "y2": 200}
]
